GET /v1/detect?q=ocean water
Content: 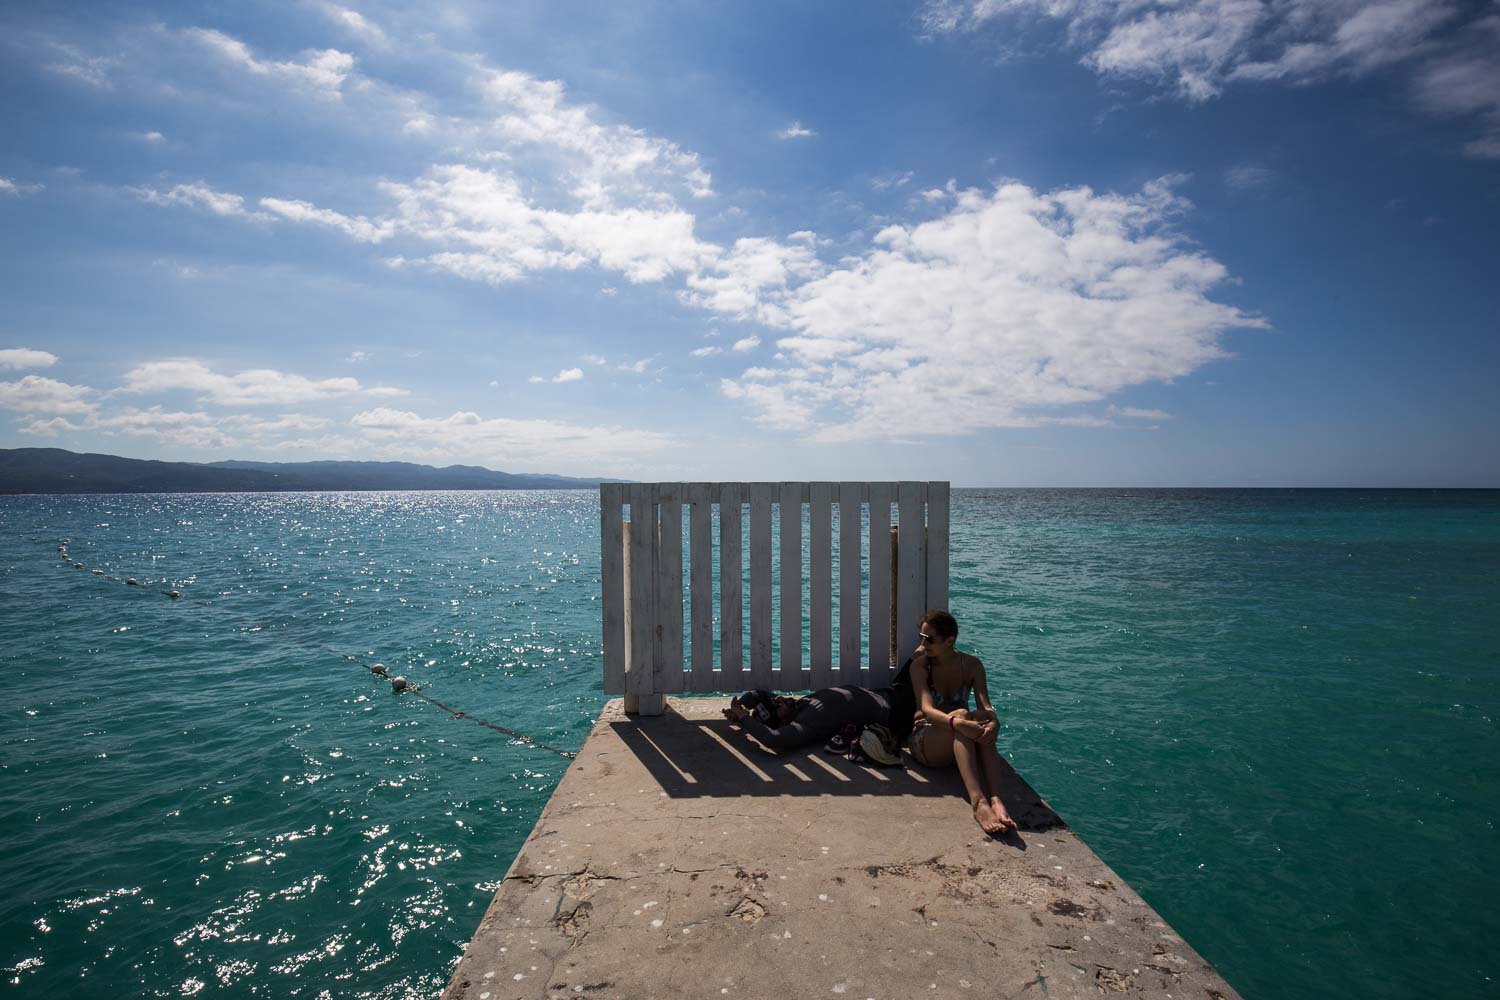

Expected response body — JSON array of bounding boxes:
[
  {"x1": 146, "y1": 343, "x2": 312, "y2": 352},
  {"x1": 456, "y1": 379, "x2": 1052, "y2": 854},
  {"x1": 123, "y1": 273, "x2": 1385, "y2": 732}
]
[{"x1": 1, "y1": 489, "x2": 1496, "y2": 998}]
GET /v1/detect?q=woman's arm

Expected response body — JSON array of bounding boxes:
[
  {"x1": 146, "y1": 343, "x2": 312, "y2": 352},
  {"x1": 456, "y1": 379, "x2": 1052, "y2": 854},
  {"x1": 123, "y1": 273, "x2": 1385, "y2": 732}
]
[
  {"x1": 969, "y1": 656, "x2": 999, "y2": 744},
  {"x1": 911, "y1": 655, "x2": 948, "y2": 726}
]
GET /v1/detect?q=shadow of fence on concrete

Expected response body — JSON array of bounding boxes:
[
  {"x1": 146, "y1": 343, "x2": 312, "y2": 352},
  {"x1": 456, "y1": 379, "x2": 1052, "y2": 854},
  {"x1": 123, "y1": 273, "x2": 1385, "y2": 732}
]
[{"x1": 607, "y1": 711, "x2": 1065, "y2": 832}]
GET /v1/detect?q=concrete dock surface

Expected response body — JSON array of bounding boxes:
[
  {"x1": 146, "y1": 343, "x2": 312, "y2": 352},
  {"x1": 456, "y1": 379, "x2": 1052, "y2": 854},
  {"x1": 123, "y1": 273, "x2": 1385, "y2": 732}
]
[{"x1": 444, "y1": 698, "x2": 1241, "y2": 1000}]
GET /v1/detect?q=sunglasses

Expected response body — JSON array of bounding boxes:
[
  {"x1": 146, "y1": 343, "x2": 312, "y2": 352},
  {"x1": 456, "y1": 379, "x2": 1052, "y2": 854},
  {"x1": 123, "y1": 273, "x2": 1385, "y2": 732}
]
[{"x1": 919, "y1": 632, "x2": 946, "y2": 644}]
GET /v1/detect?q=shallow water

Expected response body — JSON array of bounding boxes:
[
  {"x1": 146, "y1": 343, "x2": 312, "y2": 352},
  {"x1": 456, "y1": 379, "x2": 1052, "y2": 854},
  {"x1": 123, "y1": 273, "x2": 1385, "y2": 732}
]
[{"x1": 2, "y1": 489, "x2": 1496, "y2": 998}]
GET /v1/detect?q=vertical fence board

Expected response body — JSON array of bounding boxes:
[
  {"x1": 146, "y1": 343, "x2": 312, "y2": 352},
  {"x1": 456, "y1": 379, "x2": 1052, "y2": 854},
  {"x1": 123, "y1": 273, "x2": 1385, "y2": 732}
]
[
  {"x1": 657, "y1": 496, "x2": 684, "y2": 693},
  {"x1": 719, "y1": 484, "x2": 744, "y2": 687},
  {"x1": 689, "y1": 485, "x2": 714, "y2": 692},
  {"x1": 867, "y1": 483, "x2": 893, "y2": 680},
  {"x1": 777, "y1": 482, "x2": 805, "y2": 690},
  {"x1": 838, "y1": 482, "x2": 863, "y2": 683},
  {"x1": 897, "y1": 481, "x2": 925, "y2": 667},
  {"x1": 808, "y1": 482, "x2": 834, "y2": 689},
  {"x1": 749, "y1": 483, "x2": 775, "y2": 687},
  {"x1": 600, "y1": 484, "x2": 626, "y2": 695},
  {"x1": 925, "y1": 481, "x2": 950, "y2": 616},
  {"x1": 626, "y1": 485, "x2": 656, "y2": 695}
]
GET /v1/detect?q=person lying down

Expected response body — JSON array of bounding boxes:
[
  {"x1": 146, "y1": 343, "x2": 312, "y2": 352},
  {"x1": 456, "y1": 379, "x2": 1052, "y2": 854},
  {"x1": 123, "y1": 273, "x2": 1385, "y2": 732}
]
[{"x1": 721, "y1": 685, "x2": 893, "y2": 750}]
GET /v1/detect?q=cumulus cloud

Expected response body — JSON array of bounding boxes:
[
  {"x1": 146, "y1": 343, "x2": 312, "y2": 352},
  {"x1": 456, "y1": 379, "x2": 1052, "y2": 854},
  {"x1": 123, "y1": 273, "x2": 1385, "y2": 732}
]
[
  {"x1": 718, "y1": 178, "x2": 1263, "y2": 441},
  {"x1": 119, "y1": 359, "x2": 402, "y2": 405},
  {"x1": 681, "y1": 238, "x2": 822, "y2": 323},
  {"x1": 0, "y1": 375, "x2": 96, "y2": 414},
  {"x1": 349, "y1": 406, "x2": 673, "y2": 466},
  {"x1": 0, "y1": 349, "x2": 59, "y2": 371},
  {"x1": 777, "y1": 121, "x2": 816, "y2": 139},
  {"x1": 617, "y1": 358, "x2": 651, "y2": 374},
  {"x1": 690, "y1": 345, "x2": 722, "y2": 358},
  {"x1": 731, "y1": 335, "x2": 762, "y2": 353},
  {"x1": 553, "y1": 368, "x2": 584, "y2": 382},
  {"x1": 581, "y1": 353, "x2": 608, "y2": 365}
]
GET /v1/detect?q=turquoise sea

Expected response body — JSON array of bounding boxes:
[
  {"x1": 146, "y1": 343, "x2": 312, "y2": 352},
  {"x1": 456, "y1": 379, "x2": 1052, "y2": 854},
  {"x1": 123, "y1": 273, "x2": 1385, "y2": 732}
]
[{"x1": 2, "y1": 489, "x2": 1496, "y2": 998}]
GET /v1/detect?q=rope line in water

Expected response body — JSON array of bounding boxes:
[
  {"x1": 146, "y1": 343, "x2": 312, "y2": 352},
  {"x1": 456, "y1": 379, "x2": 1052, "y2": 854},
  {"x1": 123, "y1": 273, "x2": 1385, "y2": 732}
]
[{"x1": 18, "y1": 533, "x2": 577, "y2": 760}]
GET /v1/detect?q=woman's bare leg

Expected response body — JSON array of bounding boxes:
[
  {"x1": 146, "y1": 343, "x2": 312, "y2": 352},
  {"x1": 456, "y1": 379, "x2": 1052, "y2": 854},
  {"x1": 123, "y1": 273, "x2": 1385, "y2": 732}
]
[
  {"x1": 975, "y1": 743, "x2": 1017, "y2": 832},
  {"x1": 952, "y1": 736, "x2": 1004, "y2": 834}
]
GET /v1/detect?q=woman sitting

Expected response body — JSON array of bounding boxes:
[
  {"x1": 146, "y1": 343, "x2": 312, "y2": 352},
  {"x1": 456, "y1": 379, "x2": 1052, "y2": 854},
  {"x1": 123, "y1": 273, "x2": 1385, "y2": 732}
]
[{"x1": 908, "y1": 609, "x2": 1017, "y2": 835}]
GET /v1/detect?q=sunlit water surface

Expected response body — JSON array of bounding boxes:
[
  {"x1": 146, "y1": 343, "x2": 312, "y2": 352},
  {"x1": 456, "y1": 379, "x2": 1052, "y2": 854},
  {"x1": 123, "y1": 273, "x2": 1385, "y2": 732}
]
[{"x1": 2, "y1": 489, "x2": 1495, "y2": 999}]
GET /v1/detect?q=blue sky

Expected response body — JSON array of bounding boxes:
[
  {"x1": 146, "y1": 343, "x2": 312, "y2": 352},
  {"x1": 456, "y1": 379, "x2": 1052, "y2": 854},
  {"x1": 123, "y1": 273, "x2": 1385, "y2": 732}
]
[{"x1": 1, "y1": 0, "x2": 1496, "y2": 485}]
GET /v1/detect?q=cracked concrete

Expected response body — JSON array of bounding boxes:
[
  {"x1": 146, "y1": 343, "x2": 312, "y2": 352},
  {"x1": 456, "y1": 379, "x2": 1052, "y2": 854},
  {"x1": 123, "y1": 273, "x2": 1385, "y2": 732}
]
[{"x1": 443, "y1": 698, "x2": 1241, "y2": 1000}]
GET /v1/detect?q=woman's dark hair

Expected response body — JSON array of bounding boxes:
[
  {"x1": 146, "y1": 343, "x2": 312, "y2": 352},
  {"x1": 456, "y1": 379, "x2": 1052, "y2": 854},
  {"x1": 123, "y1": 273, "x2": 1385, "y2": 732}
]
[{"x1": 921, "y1": 609, "x2": 958, "y2": 641}]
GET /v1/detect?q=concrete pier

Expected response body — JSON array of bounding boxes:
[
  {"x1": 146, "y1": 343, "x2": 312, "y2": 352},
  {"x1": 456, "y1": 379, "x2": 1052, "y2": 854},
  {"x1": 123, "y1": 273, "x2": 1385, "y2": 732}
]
[{"x1": 444, "y1": 698, "x2": 1241, "y2": 1000}]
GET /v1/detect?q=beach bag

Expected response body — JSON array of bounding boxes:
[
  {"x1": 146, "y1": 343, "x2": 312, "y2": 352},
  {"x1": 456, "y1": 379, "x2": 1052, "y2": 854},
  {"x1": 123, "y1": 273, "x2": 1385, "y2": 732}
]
[{"x1": 857, "y1": 724, "x2": 902, "y2": 766}]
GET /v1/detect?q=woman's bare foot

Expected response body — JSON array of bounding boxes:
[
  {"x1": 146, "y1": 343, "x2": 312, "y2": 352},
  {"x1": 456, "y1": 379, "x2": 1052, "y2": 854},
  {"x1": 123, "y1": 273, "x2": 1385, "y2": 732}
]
[
  {"x1": 990, "y1": 796, "x2": 1017, "y2": 833},
  {"x1": 972, "y1": 798, "x2": 1005, "y2": 835}
]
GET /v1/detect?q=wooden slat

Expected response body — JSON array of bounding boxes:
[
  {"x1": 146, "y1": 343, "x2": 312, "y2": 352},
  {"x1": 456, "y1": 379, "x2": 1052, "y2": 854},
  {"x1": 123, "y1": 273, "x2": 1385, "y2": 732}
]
[
  {"x1": 838, "y1": 482, "x2": 863, "y2": 683},
  {"x1": 897, "y1": 481, "x2": 925, "y2": 668},
  {"x1": 777, "y1": 482, "x2": 805, "y2": 690},
  {"x1": 867, "y1": 483, "x2": 893, "y2": 681},
  {"x1": 658, "y1": 496, "x2": 684, "y2": 693},
  {"x1": 627, "y1": 486, "x2": 656, "y2": 695},
  {"x1": 808, "y1": 481, "x2": 834, "y2": 689},
  {"x1": 926, "y1": 481, "x2": 950, "y2": 615},
  {"x1": 689, "y1": 484, "x2": 714, "y2": 692},
  {"x1": 748, "y1": 482, "x2": 774, "y2": 687},
  {"x1": 719, "y1": 484, "x2": 743, "y2": 687},
  {"x1": 600, "y1": 484, "x2": 626, "y2": 695}
]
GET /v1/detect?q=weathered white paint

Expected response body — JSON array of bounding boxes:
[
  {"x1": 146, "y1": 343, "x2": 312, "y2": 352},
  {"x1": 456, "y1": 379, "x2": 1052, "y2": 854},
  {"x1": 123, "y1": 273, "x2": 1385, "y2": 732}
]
[{"x1": 600, "y1": 483, "x2": 951, "y2": 711}]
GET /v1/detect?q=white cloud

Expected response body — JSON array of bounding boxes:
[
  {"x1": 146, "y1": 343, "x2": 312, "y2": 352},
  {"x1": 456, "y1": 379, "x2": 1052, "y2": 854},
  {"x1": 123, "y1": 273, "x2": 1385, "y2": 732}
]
[
  {"x1": 923, "y1": 1, "x2": 1466, "y2": 100},
  {"x1": 131, "y1": 130, "x2": 165, "y2": 143},
  {"x1": 777, "y1": 121, "x2": 816, "y2": 139},
  {"x1": 317, "y1": 2, "x2": 390, "y2": 49},
  {"x1": 185, "y1": 27, "x2": 354, "y2": 98},
  {"x1": 690, "y1": 345, "x2": 722, "y2": 358},
  {"x1": 0, "y1": 349, "x2": 59, "y2": 371},
  {"x1": 731, "y1": 335, "x2": 762, "y2": 353},
  {"x1": 872, "y1": 171, "x2": 914, "y2": 191},
  {"x1": 581, "y1": 353, "x2": 609, "y2": 366},
  {"x1": 527, "y1": 375, "x2": 545, "y2": 383},
  {"x1": 617, "y1": 358, "x2": 651, "y2": 374},
  {"x1": 553, "y1": 368, "x2": 584, "y2": 383},
  {"x1": 1111, "y1": 405, "x2": 1173, "y2": 419},
  {"x1": 920, "y1": 0, "x2": 1500, "y2": 150},
  {"x1": 681, "y1": 238, "x2": 822, "y2": 323},
  {"x1": 0, "y1": 375, "x2": 96, "y2": 414},
  {"x1": 259, "y1": 197, "x2": 395, "y2": 243},
  {"x1": 1411, "y1": 14, "x2": 1500, "y2": 158},
  {"x1": 19, "y1": 416, "x2": 84, "y2": 437},
  {"x1": 44, "y1": 39, "x2": 114, "y2": 89},
  {"x1": 133, "y1": 182, "x2": 265, "y2": 219},
  {"x1": 346, "y1": 350, "x2": 370, "y2": 363},
  {"x1": 118, "y1": 359, "x2": 401, "y2": 406},
  {"x1": 0, "y1": 178, "x2": 45, "y2": 197},
  {"x1": 349, "y1": 406, "x2": 673, "y2": 466},
  {"x1": 719, "y1": 178, "x2": 1263, "y2": 442}
]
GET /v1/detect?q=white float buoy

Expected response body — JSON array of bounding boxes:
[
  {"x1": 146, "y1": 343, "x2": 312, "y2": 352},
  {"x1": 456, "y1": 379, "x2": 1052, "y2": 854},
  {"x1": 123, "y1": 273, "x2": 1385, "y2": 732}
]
[
  {"x1": 168, "y1": 590, "x2": 182, "y2": 599},
  {"x1": 390, "y1": 675, "x2": 408, "y2": 692},
  {"x1": 126, "y1": 578, "x2": 138, "y2": 586},
  {"x1": 74, "y1": 562, "x2": 85, "y2": 569},
  {"x1": 92, "y1": 569, "x2": 104, "y2": 575},
  {"x1": 371, "y1": 663, "x2": 388, "y2": 676}
]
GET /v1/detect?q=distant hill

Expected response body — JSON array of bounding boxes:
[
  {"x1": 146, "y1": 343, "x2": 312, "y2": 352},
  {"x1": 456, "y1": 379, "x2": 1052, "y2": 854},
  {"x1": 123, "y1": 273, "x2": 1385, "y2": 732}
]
[{"x1": 0, "y1": 448, "x2": 623, "y2": 494}]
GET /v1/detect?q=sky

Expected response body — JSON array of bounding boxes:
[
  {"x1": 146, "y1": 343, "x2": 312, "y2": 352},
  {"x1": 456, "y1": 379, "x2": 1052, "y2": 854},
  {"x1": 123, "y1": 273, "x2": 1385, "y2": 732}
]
[{"x1": 1, "y1": 0, "x2": 1496, "y2": 486}]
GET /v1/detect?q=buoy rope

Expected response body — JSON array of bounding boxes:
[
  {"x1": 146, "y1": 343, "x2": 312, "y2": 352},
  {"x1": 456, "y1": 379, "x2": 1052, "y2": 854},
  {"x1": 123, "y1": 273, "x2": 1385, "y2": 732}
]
[{"x1": 15, "y1": 532, "x2": 577, "y2": 760}]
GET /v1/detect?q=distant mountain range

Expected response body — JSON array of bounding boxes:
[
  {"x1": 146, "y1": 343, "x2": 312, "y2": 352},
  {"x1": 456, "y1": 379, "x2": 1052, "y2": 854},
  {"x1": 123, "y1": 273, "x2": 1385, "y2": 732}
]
[{"x1": 0, "y1": 448, "x2": 623, "y2": 494}]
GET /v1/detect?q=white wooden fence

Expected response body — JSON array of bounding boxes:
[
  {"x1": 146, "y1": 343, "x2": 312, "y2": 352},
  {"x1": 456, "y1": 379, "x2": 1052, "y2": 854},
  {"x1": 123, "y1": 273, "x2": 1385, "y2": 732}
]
[{"x1": 599, "y1": 482, "x2": 950, "y2": 713}]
